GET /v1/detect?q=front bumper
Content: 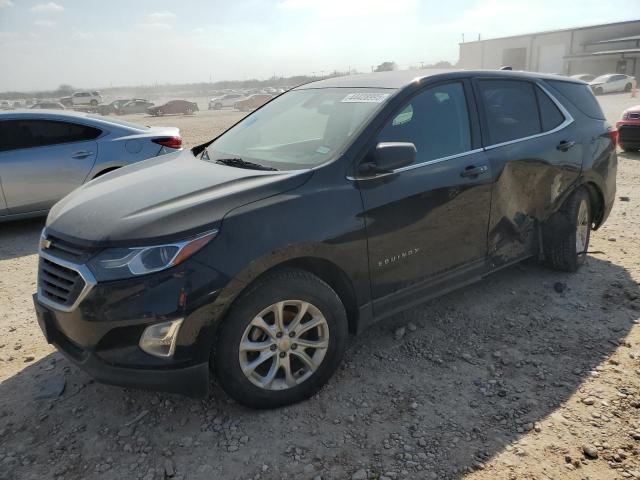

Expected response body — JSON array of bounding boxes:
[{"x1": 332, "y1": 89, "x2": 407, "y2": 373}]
[
  {"x1": 35, "y1": 295, "x2": 209, "y2": 397},
  {"x1": 33, "y1": 256, "x2": 231, "y2": 398},
  {"x1": 617, "y1": 123, "x2": 640, "y2": 149}
]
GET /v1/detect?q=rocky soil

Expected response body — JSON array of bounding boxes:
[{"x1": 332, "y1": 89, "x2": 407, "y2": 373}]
[{"x1": 1, "y1": 93, "x2": 639, "y2": 480}]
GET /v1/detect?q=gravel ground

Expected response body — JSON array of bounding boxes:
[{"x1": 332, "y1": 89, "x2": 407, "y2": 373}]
[{"x1": 1, "y1": 93, "x2": 639, "y2": 480}]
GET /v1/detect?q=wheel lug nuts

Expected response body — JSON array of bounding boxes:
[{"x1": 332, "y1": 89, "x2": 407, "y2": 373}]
[
  {"x1": 276, "y1": 332, "x2": 283, "y2": 338},
  {"x1": 291, "y1": 343, "x2": 297, "y2": 350},
  {"x1": 270, "y1": 344, "x2": 277, "y2": 351},
  {"x1": 289, "y1": 331, "x2": 295, "y2": 338},
  {"x1": 279, "y1": 351, "x2": 286, "y2": 358}
]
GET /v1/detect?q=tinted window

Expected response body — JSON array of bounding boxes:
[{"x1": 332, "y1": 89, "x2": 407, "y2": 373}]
[
  {"x1": 547, "y1": 80, "x2": 605, "y2": 120},
  {"x1": 378, "y1": 82, "x2": 472, "y2": 164},
  {"x1": 0, "y1": 120, "x2": 101, "y2": 151},
  {"x1": 536, "y1": 87, "x2": 564, "y2": 131},
  {"x1": 477, "y1": 80, "x2": 541, "y2": 144}
]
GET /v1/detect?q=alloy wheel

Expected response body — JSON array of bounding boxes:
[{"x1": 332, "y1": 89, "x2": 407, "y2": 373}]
[
  {"x1": 238, "y1": 300, "x2": 330, "y2": 391},
  {"x1": 575, "y1": 198, "x2": 589, "y2": 256}
]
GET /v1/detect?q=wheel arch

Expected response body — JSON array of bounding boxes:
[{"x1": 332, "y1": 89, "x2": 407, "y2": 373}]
[
  {"x1": 211, "y1": 255, "x2": 362, "y2": 339},
  {"x1": 582, "y1": 181, "x2": 605, "y2": 230},
  {"x1": 92, "y1": 166, "x2": 121, "y2": 179}
]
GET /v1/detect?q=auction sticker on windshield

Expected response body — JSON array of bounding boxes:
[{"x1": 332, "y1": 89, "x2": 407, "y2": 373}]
[{"x1": 341, "y1": 92, "x2": 390, "y2": 103}]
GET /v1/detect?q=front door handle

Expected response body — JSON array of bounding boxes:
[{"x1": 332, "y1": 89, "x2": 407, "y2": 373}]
[
  {"x1": 556, "y1": 140, "x2": 576, "y2": 152},
  {"x1": 71, "y1": 150, "x2": 94, "y2": 159},
  {"x1": 460, "y1": 164, "x2": 488, "y2": 178}
]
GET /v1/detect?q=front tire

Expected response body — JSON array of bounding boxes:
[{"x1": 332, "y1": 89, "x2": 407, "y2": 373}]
[
  {"x1": 214, "y1": 269, "x2": 348, "y2": 409},
  {"x1": 547, "y1": 188, "x2": 591, "y2": 272},
  {"x1": 594, "y1": 87, "x2": 603, "y2": 95},
  {"x1": 625, "y1": 83, "x2": 632, "y2": 92}
]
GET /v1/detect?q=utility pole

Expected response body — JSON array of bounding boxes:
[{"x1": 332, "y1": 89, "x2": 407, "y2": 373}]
[
  {"x1": 320, "y1": 70, "x2": 324, "y2": 78},
  {"x1": 461, "y1": 33, "x2": 465, "y2": 43}
]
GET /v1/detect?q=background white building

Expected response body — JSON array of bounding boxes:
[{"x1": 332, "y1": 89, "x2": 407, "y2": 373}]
[{"x1": 458, "y1": 19, "x2": 640, "y2": 78}]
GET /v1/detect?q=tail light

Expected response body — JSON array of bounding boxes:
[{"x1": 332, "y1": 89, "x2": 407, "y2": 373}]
[
  {"x1": 608, "y1": 127, "x2": 618, "y2": 148},
  {"x1": 152, "y1": 136, "x2": 182, "y2": 149}
]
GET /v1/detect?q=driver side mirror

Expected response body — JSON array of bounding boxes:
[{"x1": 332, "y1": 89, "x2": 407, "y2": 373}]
[{"x1": 359, "y1": 142, "x2": 416, "y2": 176}]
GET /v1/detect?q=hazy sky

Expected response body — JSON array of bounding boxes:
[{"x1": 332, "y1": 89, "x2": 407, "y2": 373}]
[{"x1": 0, "y1": 0, "x2": 638, "y2": 91}]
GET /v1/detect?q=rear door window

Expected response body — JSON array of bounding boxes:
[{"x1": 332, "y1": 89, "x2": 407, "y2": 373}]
[
  {"x1": 0, "y1": 120, "x2": 101, "y2": 151},
  {"x1": 476, "y1": 80, "x2": 541, "y2": 145},
  {"x1": 377, "y1": 82, "x2": 472, "y2": 165}
]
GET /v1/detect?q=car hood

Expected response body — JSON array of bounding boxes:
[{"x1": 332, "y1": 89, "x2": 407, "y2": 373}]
[
  {"x1": 46, "y1": 150, "x2": 312, "y2": 247},
  {"x1": 625, "y1": 105, "x2": 640, "y2": 114}
]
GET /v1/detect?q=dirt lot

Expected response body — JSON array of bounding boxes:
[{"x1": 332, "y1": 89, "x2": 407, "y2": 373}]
[{"x1": 1, "y1": 93, "x2": 640, "y2": 480}]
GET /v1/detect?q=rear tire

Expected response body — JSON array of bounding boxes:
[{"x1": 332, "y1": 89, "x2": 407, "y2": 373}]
[
  {"x1": 547, "y1": 188, "x2": 591, "y2": 272},
  {"x1": 625, "y1": 83, "x2": 632, "y2": 92},
  {"x1": 214, "y1": 269, "x2": 348, "y2": 409},
  {"x1": 594, "y1": 87, "x2": 603, "y2": 95}
]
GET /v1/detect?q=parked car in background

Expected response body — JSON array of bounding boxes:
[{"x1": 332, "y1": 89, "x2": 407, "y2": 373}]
[
  {"x1": 32, "y1": 70, "x2": 616, "y2": 408},
  {"x1": 96, "y1": 99, "x2": 152, "y2": 116},
  {"x1": 570, "y1": 73, "x2": 596, "y2": 82},
  {"x1": 30, "y1": 102, "x2": 66, "y2": 110},
  {"x1": 12, "y1": 101, "x2": 22, "y2": 108},
  {"x1": 0, "y1": 110, "x2": 182, "y2": 221},
  {"x1": 589, "y1": 74, "x2": 636, "y2": 95},
  {"x1": 208, "y1": 93, "x2": 245, "y2": 110},
  {"x1": 0, "y1": 101, "x2": 10, "y2": 110},
  {"x1": 234, "y1": 94, "x2": 274, "y2": 111},
  {"x1": 118, "y1": 99, "x2": 155, "y2": 115},
  {"x1": 97, "y1": 99, "x2": 133, "y2": 116},
  {"x1": 61, "y1": 91, "x2": 103, "y2": 107},
  {"x1": 147, "y1": 100, "x2": 198, "y2": 116},
  {"x1": 616, "y1": 105, "x2": 640, "y2": 152}
]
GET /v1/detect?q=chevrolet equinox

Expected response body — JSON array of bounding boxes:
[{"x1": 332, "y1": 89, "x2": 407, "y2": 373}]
[{"x1": 34, "y1": 70, "x2": 617, "y2": 408}]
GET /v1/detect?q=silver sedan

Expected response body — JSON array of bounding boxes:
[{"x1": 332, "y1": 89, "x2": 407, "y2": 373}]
[{"x1": 0, "y1": 110, "x2": 182, "y2": 221}]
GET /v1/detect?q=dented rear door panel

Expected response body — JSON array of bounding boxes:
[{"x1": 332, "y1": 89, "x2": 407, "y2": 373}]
[{"x1": 483, "y1": 127, "x2": 583, "y2": 267}]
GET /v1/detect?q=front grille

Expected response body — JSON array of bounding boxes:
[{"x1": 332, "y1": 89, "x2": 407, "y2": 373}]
[
  {"x1": 38, "y1": 257, "x2": 86, "y2": 308},
  {"x1": 628, "y1": 113, "x2": 640, "y2": 120},
  {"x1": 45, "y1": 235, "x2": 97, "y2": 263},
  {"x1": 619, "y1": 125, "x2": 640, "y2": 143}
]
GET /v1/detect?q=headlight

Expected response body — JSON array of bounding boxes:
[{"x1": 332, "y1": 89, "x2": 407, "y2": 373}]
[{"x1": 87, "y1": 230, "x2": 217, "y2": 281}]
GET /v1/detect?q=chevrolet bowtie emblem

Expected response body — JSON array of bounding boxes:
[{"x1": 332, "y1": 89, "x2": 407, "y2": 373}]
[{"x1": 40, "y1": 237, "x2": 52, "y2": 249}]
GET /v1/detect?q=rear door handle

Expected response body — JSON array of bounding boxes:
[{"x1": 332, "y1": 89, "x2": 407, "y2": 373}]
[
  {"x1": 460, "y1": 164, "x2": 488, "y2": 178},
  {"x1": 556, "y1": 140, "x2": 576, "y2": 152},
  {"x1": 71, "y1": 150, "x2": 94, "y2": 159}
]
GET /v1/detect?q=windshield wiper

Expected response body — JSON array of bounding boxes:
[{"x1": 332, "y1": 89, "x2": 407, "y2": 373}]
[{"x1": 214, "y1": 157, "x2": 278, "y2": 171}]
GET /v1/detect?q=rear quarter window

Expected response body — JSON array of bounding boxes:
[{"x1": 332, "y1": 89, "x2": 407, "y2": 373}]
[{"x1": 546, "y1": 80, "x2": 605, "y2": 120}]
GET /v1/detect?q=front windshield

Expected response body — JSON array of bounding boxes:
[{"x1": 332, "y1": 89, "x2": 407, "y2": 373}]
[
  {"x1": 206, "y1": 87, "x2": 393, "y2": 170},
  {"x1": 592, "y1": 75, "x2": 611, "y2": 83}
]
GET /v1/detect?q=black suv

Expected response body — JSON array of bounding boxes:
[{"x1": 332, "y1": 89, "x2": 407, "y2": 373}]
[{"x1": 34, "y1": 70, "x2": 617, "y2": 408}]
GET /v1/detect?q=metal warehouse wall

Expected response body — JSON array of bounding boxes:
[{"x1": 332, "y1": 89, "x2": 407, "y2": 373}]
[{"x1": 458, "y1": 20, "x2": 640, "y2": 77}]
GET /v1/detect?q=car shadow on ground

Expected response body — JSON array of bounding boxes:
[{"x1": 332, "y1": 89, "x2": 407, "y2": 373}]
[
  {"x1": 620, "y1": 149, "x2": 640, "y2": 161},
  {"x1": 0, "y1": 217, "x2": 44, "y2": 260},
  {"x1": 1, "y1": 255, "x2": 638, "y2": 479}
]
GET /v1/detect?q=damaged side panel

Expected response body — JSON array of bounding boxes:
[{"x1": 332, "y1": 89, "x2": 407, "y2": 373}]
[{"x1": 485, "y1": 130, "x2": 583, "y2": 267}]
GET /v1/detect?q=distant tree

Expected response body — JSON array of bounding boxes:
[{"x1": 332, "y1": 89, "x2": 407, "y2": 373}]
[
  {"x1": 374, "y1": 61, "x2": 396, "y2": 72},
  {"x1": 432, "y1": 60, "x2": 453, "y2": 68},
  {"x1": 57, "y1": 84, "x2": 73, "y2": 94}
]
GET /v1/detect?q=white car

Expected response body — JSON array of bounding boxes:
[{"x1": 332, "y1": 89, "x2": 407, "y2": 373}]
[
  {"x1": 0, "y1": 110, "x2": 181, "y2": 220},
  {"x1": 61, "y1": 91, "x2": 103, "y2": 107},
  {"x1": 208, "y1": 93, "x2": 246, "y2": 110},
  {"x1": 589, "y1": 74, "x2": 636, "y2": 95}
]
